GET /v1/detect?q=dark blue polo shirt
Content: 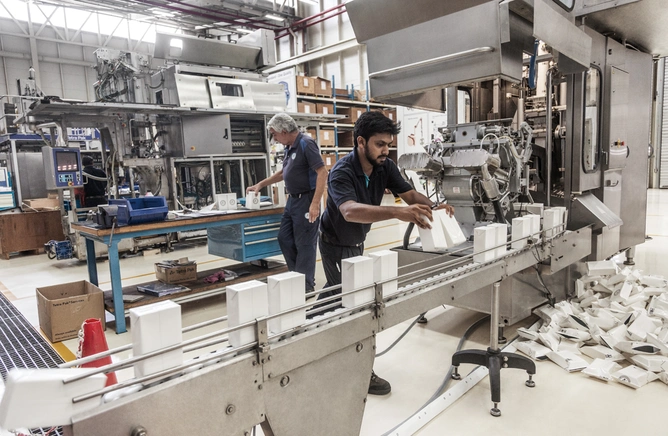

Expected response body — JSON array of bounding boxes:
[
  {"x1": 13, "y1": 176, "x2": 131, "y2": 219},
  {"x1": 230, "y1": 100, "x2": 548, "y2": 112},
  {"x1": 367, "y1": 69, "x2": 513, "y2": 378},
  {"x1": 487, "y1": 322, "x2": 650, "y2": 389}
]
[
  {"x1": 320, "y1": 147, "x2": 413, "y2": 246},
  {"x1": 282, "y1": 132, "x2": 324, "y2": 195}
]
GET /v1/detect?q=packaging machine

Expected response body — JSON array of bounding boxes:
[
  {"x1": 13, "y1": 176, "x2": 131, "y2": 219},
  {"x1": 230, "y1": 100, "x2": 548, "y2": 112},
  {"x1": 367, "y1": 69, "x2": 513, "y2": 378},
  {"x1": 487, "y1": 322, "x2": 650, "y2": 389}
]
[{"x1": 1, "y1": 0, "x2": 666, "y2": 434}]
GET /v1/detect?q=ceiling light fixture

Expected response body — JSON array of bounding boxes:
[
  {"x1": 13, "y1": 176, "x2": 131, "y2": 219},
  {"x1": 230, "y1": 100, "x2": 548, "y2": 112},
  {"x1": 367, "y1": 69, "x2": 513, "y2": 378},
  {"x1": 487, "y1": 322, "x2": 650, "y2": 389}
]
[
  {"x1": 265, "y1": 13, "x2": 284, "y2": 22},
  {"x1": 298, "y1": 0, "x2": 319, "y2": 5},
  {"x1": 235, "y1": 27, "x2": 254, "y2": 34}
]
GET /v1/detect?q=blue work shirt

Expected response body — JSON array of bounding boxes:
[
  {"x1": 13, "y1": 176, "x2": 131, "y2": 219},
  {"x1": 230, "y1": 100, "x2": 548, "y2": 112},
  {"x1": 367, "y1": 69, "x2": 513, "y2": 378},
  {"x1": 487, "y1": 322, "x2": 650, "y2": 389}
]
[
  {"x1": 320, "y1": 147, "x2": 413, "y2": 246},
  {"x1": 282, "y1": 132, "x2": 324, "y2": 195}
]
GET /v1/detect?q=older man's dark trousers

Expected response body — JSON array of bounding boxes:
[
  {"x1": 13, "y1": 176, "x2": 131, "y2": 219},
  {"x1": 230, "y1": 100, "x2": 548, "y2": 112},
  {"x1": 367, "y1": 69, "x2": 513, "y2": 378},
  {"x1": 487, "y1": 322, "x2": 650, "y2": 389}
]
[{"x1": 278, "y1": 192, "x2": 318, "y2": 291}]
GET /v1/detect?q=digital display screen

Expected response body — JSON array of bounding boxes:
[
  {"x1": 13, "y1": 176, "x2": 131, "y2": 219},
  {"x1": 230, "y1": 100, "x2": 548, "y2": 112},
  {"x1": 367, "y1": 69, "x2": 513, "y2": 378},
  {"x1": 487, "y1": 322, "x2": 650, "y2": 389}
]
[{"x1": 55, "y1": 151, "x2": 79, "y2": 172}]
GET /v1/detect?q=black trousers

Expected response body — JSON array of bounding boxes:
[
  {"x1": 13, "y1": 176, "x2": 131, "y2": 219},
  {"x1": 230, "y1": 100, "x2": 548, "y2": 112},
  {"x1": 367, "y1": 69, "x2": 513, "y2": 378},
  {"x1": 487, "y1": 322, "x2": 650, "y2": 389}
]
[
  {"x1": 317, "y1": 233, "x2": 363, "y2": 305},
  {"x1": 278, "y1": 192, "x2": 319, "y2": 291}
]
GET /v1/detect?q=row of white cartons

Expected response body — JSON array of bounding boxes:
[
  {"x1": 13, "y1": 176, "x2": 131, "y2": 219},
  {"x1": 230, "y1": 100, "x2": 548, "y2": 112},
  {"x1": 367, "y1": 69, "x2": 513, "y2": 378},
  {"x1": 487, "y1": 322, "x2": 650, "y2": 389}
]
[
  {"x1": 341, "y1": 251, "x2": 398, "y2": 308},
  {"x1": 518, "y1": 264, "x2": 668, "y2": 389},
  {"x1": 418, "y1": 209, "x2": 467, "y2": 252},
  {"x1": 227, "y1": 250, "x2": 399, "y2": 346}
]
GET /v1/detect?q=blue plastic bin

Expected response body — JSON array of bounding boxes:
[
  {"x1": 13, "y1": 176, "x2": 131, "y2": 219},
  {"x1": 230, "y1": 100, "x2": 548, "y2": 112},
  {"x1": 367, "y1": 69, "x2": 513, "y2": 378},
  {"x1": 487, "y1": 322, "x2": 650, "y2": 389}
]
[{"x1": 108, "y1": 196, "x2": 168, "y2": 225}]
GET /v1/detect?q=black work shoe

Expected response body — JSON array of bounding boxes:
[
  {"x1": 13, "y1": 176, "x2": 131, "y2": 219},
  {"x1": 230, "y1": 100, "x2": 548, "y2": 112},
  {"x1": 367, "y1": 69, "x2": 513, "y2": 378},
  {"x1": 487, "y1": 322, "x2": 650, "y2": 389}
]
[{"x1": 368, "y1": 371, "x2": 391, "y2": 395}]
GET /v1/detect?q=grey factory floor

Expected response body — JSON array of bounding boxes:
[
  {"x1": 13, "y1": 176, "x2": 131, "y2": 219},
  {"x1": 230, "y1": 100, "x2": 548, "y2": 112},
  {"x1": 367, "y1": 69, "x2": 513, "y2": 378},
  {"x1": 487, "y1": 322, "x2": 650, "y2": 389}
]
[{"x1": 2, "y1": 189, "x2": 668, "y2": 435}]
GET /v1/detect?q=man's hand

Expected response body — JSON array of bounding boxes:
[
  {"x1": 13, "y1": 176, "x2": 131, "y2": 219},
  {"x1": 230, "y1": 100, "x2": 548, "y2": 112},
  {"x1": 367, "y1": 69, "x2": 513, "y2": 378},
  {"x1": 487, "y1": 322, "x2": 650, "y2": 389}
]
[
  {"x1": 308, "y1": 203, "x2": 320, "y2": 223},
  {"x1": 246, "y1": 184, "x2": 260, "y2": 194},
  {"x1": 434, "y1": 203, "x2": 455, "y2": 217},
  {"x1": 397, "y1": 204, "x2": 434, "y2": 229}
]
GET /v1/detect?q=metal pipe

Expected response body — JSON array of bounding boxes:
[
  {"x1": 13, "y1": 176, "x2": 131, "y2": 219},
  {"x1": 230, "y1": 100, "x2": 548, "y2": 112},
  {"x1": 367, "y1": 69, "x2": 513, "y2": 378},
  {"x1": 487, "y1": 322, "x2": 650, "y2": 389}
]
[
  {"x1": 546, "y1": 68, "x2": 554, "y2": 207},
  {"x1": 275, "y1": 9, "x2": 347, "y2": 39},
  {"x1": 490, "y1": 281, "x2": 500, "y2": 351},
  {"x1": 289, "y1": 3, "x2": 346, "y2": 27}
]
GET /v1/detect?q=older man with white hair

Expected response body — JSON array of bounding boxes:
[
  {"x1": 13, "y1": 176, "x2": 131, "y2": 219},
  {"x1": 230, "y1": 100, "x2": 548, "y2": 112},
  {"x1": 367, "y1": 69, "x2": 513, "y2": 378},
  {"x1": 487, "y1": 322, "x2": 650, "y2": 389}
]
[{"x1": 247, "y1": 113, "x2": 327, "y2": 293}]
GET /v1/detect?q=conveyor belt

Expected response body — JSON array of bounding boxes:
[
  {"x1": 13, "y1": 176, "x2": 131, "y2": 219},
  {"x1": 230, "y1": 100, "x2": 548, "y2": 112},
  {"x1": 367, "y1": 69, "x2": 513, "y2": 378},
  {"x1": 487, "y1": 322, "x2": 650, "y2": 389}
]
[{"x1": 0, "y1": 292, "x2": 65, "y2": 435}]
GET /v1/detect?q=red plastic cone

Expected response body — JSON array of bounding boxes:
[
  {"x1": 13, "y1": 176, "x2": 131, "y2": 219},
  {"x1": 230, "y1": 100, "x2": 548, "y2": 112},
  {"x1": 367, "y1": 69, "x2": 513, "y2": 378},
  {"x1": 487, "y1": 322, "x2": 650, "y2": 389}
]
[{"x1": 77, "y1": 318, "x2": 117, "y2": 387}]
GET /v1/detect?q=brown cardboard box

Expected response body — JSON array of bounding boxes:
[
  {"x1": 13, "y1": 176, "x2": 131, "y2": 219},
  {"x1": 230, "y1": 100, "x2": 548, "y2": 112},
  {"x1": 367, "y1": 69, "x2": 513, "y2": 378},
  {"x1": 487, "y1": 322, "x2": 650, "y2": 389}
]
[
  {"x1": 304, "y1": 127, "x2": 317, "y2": 140},
  {"x1": 334, "y1": 88, "x2": 351, "y2": 99},
  {"x1": 354, "y1": 89, "x2": 367, "y2": 101},
  {"x1": 0, "y1": 210, "x2": 64, "y2": 259},
  {"x1": 316, "y1": 103, "x2": 334, "y2": 115},
  {"x1": 313, "y1": 76, "x2": 332, "y2": 97},
  {"x1": 36, "y1": 280, "x2": 105, "y2": 343},
  {"x1": 338, "y1": 107, "x2": 366, "y2": 123},
  {"x1": 383, "y1": 109, "x2": 397, "y2": 122},
  {"x1": 296, "y1": 76, "x2": 315, "y2": 95},
  {"x1": 338, "y1": 130, "x2": 355, "y2": 147},
  {"x1": 319, "y1": 129, "x2": 336, "y2": 146},
  {"x1": 22, "y1": 197, "x2": 60, "y2": 211},
  {"x1": 297, "y1": 101, "x2": 316, "y2": 114},
  {"x1": 155, "y1": 262, "x2": 197, "y2": 284},
  {"x1": 322, "y1": 153, "x2": 338, "y2": 171}
]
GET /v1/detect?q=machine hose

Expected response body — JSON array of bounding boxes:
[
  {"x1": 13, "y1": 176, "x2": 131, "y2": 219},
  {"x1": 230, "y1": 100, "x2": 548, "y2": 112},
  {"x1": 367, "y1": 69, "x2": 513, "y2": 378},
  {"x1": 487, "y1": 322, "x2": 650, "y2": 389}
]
[
  {"x1": 402, "y1": 222, "x2": 415, "y2": 249},
  {"x1": 492, "y1": 199, "x2": 507, "y2": 224}
]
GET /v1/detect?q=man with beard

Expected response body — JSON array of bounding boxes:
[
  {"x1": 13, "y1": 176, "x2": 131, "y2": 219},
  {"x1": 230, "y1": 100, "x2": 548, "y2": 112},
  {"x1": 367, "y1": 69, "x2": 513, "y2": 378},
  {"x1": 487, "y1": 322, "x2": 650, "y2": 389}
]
[{"x1": 318, "y1": 110, "x2": 454, "y2": 395}]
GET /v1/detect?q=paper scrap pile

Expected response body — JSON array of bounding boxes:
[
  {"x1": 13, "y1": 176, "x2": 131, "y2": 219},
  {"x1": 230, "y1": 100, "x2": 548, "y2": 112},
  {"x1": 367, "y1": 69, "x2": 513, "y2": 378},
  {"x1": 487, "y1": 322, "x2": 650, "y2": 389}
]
[{"x1": 516, "y1": 260, "x2": 668, "y2": 389}]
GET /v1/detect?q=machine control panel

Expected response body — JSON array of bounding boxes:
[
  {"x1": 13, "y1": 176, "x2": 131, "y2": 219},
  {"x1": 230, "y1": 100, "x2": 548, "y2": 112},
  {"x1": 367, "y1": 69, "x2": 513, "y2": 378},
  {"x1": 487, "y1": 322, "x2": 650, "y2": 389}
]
[{"x1": 42, "y1": 146, "x2": 83, "y2": 189}]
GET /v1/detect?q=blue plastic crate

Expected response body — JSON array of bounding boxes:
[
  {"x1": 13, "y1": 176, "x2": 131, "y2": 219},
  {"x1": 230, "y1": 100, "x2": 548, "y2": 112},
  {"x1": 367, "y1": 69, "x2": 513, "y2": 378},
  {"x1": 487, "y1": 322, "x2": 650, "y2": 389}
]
[{"x1": 108, "y1": 196, "x2": 168, "y2": 225}]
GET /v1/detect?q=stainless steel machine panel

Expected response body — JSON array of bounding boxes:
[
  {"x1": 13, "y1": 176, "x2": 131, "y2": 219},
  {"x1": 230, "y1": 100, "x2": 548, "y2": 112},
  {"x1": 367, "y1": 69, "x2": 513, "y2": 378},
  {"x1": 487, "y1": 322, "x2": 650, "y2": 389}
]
[
  {"x1": 351, "y1": 2, "x2": 525, "y2": 103},
  {"x1": 181, "y1": 115, "x2": 232, "y2": 157},
  {"x1": 619, "y1": 48, "x2": 652, "y2": 250},
  {"x1": 174, "y1": 74, "x2": 211, "y2": 108}
]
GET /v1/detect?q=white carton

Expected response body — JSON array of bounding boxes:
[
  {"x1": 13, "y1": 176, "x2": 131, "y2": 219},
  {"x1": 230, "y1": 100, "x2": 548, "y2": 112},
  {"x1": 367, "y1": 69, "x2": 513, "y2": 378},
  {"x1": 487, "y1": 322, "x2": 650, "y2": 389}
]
[
  {"x1": 614, "y1": 341, "x2": 661, "y2": 355},
  {"x1": 586, "y1": 260, "x2": 618, "y2": 277},
  {"x1": 0, "y1": 368, "x2": 107, "y2": 430},
  {"x1": 627, "y1": 310, "x2": 662, "y2": 341},
  {"x1": 488, "y1": 223, "x2": 507, "y2": 258},
  {"x1": 526, "y1": 214, "x2": 541, "y2": 240},
  {"x1": 473, "y1": 226, "x2": 497, "y2": 263},
  {"x1": 582, "y1": 358, "x2": 622, "y2": 382},
  {"x1": 630, "y1": 354, "x2": 668, "y2": 372},
  {"x1": 214, "y1": 193, "x2": 237, "y2": 210},
  {"x1": 580, "y1": 344, "x2": 625, "y2": 362},
  {"x1": 613, "y1": 365, "x2": 659, "y2": 389},
  {"x1": 245, "y1": 192, "x2": 261, "y2": 210},
  {"x1": 130, "y1": 300, "x2": 183, "y2": 378},
  {"x1": 546, "y1": 350, "x2": 589, "y2": 372},
  {"x1": 640, "y1": 274, "x2": 667, "y2": 288},
  {"x1": 267, "y1": 272, "x2": 306, "y2": 335},
  {"x1": 543, "y1": 208, "x2": 562, "y2": 237},
  {"x1": 437, "y1": 210, "x2": 467, "y2": 247},
  {"x1": 341, "y1": 256, "x2": 374, "y2": 308},
  {"x1": 417, "y1": 214, "x2": 448, "y2": 251},
  {"x1": 511, "y1": 216, "x2": 531, "y2": 249},
  {"x1": 227, "y1": 280, "x2": 268, "y2": 347},
  {"x1": 369, "y1": 250, "x2": 398, "y2": 298},
  {"x1": 515, "y1": 341, "x2": 551, "y2": 361},
  {"x1": 526, "y1": 203, "x2": 544, "y2": 216}
]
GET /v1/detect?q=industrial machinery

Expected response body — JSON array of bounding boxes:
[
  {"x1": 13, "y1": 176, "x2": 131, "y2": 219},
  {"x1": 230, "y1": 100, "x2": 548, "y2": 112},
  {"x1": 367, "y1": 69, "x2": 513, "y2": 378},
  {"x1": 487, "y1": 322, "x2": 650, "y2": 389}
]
[
  {"x1": 7, "y1": 30, "x2": 333, "y2": 260},
  {"x1": 0, "y1": 0, "x2": 665, "y2": 434}
]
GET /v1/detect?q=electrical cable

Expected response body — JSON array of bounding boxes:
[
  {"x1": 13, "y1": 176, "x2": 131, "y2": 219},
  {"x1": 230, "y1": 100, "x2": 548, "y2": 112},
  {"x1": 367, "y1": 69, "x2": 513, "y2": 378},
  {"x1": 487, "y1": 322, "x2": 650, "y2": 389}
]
[{"x1": 375, "y1": 312, "x2": 427, "y2": 358}]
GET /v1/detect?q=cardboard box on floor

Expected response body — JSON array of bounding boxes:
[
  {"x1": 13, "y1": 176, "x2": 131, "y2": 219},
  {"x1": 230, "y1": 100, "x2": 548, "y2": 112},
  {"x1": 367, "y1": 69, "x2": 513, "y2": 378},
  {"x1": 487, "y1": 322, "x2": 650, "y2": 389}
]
[{"x1": 36, "y1": 280, "x2": 105, "y2": 343}]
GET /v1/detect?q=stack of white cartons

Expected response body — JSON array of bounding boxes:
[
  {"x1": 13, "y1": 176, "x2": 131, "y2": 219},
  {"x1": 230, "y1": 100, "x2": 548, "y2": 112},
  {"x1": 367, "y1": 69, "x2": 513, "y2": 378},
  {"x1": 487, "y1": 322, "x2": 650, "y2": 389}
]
[
  {"x1": 369, "y1": 250, "x2": 398, "y2": 298},
  {"x1": 341, "y1": 256, "x2": 375, "y2": 308},
  {"x1": 227, "y1": 280, "x2": 268, "y2": 347},
  {"x1": 267, "y1": 272, "x2": 306, "y2": 335},
  {"x1": 130, "y1": 300, "x2": 183, "y2": 378},
  {"x1": 515, "y1": 262, "x2": 668, "y2": 389}
]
